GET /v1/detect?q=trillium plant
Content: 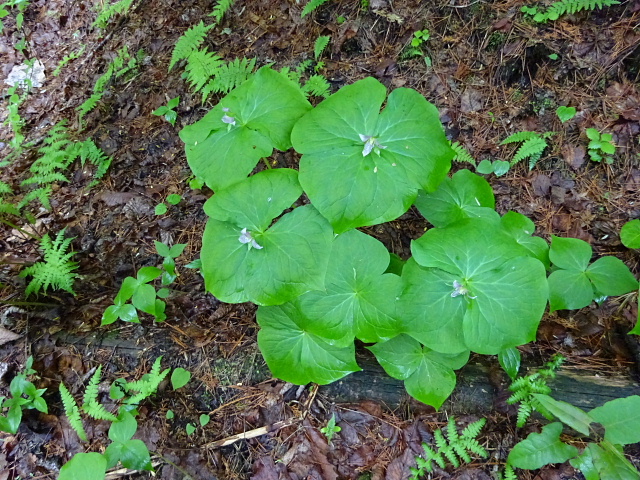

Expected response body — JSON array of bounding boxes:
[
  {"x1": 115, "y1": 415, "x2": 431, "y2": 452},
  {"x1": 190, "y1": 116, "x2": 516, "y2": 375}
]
[{"x1": 178, "y1": 66, "x2": 639, "y2": 409}]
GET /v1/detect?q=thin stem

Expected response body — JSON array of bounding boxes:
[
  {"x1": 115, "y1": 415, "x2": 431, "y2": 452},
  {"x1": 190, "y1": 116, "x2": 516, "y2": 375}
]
[{"x1": 0, "y1": 218, "x2": 40, "y2": 240}]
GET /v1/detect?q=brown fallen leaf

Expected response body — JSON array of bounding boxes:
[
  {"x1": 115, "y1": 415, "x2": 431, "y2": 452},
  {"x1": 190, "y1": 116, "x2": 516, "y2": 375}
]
[
  {"x1": 562, "y1": 144, "x2": 586, "y2": 170},
  {"x1": 0, "y1": 327, "x2": 21, "y2": 347}
]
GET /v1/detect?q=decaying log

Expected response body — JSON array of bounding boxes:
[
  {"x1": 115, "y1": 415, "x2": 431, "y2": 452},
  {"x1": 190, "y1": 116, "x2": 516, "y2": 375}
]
[{"x1": 321, "y1": 350, "x2": 640, "y2": 413}]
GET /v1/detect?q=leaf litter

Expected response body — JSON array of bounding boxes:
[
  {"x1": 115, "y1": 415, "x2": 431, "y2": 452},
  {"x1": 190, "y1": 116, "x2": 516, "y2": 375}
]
[{"x1": 0, "y1": 0, "x2": 639, "y2": 478}]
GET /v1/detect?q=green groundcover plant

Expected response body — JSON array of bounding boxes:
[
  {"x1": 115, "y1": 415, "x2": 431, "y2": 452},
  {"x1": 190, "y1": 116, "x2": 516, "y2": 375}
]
[{"x1": 177, "y1": 66, "x2": 639, "y2": 409}]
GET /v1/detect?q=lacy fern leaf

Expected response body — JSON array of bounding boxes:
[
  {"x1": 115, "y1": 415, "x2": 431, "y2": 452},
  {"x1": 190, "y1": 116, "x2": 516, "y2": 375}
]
[
  {"x1": 20, "y1": 229, "x2": 78, "y2": 296},
  {"x1": 170, "y1": 21, "x2": 214, "y2": 70},
  {"x1": 184, "y1": 49, "x2": 224, "y2": 93},
  {"x1": 202, "y1": 57, "x2": 256, "y2": 98},
  {"x1": 450, "y1": 141, "x2": 476, "y2": 166},
  {"x1": 302, "y1": 74, "x2": 331, "y2": 98},
  {"x1": 301, "y1": 0, "x2": 331, "y2": 17},
  {"x1": 500, "y1": 131, "x2": 553, "y2": 169},
  {"x1": 93, "y1": 0, "x2": 135, "y2": 29},
  {"x1": 77, "y1": 138, "x2": 112, "y2": 183},
  {"x1": 60, "y1": 383, "x2": 87, "y2": 441},
  {"x1": 82, "y1": 366, "x2": 118, "y2": 422},
  {"x1": 314, "y1": 35, "x2": 330, "y2": 60},
  {"x1": 124, "y1": 357, "x2": 170, "y2": 406},
  {"x1": 410, "y1": 417, "x2": 488, "y2": 478},
  {"x1": 528, "y1": 0, "x2": 620, "y2": 21},
  {"x1": 209, "y1": 0, "x2": 235, "y2": 24}
]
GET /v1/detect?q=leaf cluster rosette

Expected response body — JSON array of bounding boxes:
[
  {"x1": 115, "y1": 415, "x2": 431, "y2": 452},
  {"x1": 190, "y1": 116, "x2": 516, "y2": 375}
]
[
  {"x1": 291, "y1": 77, "x2": 454, "y2": 232},
  {"x1": 179, "y1": 67, "x2": 312, "y2": 191}
]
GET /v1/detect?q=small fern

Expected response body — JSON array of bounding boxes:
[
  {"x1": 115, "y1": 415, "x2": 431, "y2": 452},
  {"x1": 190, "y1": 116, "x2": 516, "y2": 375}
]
[
  {"x1": 523, "y1": 0, "x2": 620, "y2": 22},
  {"x1": 77, "y1": 92, "x2": 105, "y2": 120},
  {"x1": 314, "y1": 35, "x2": 331, "y2": 60},
  {"x1": 410, "y1": 417, "x2": 488, "y2": 478},
  {"x1": 20, "y1": 229, "x2": 78, "y2": 296},
  {"x1": 53, "y1": 46, "x2": 86, "y2": 77},
  {"x1": 60, "y1": 383, "x2": 87, "y2": 441},
  {"x1": 302, "y1": 74, "x2": 331, "y2": 98},
  {"x1": 507, "y1": 354, "x2": 565, "y2": 427},
  {"x1": 93, "y1": 0, "x2": 135, "y2": 29},
  {"x1": 301, "y1": 0, "x2": 331, "y2": 17},
  {"x1": 500, "y1": 131, "x2": 553, "y2": 169},
  {"x1": 170, "y1": 21, "x2": 214, "y2": 70},
  {"x1": 77, "y1": 138, "x2": 112, "y2": 183},
  {"x1": 124, "y1": 357, "x2": 170, "y2": 406},
  {"x1": 82, "y1": 366, "x2": 118, "y2": 422},
  {"x1": 209, "y1": 0, "x2": 235, "y2": 23},
  {"x1": 502, "y1": 464, "x2": 517, "y2": 480},
  {"x1": 450, "y1": 141, "x2": 476, "y2": 166},
  {"x1": 17, "y1": 187, "x2": 53, "y2": 211},
  {"x1": 201, "y1": 57, "x2": 256, "y2": 98},
  {"x1": 183, "y1": 49, "x2": 224, "y2": 93}
]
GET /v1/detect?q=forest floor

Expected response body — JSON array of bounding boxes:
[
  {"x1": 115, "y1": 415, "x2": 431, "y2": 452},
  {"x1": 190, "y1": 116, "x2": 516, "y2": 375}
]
[{"x1": 1, "y1": 0, "x2": 640, "y2": 478}]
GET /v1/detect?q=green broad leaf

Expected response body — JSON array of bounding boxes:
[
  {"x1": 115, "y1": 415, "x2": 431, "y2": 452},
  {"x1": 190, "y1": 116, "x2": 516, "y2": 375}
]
[
  {"x1": 171, "y1": 368, "x2": 191, "y2": 390},
  {"x1": 586, "y1": 128, "x2": 601, "y2": 141},
  {"x1": 556, "y1": 106, "x2": 577, "y2": 123},
  {"x1": 407, "y1": 218, "x2": 548, "y2": 354},
  {"x1": 154, "y1": 241, "x2": 171, "y2": 257},
  {"x1": 498, "y1": 347, "x2": 521, "y2": 380},
  {"x1": 166, "y1": 410, "x2": 174, "y2": 419},
  {"x1": 132, "y1": 283, "x2": 159, "y2": 316},
  {"x1": 297, "y1": 229, "x2": 402, "y2": 346},
  {"x1": 369, "y1": 334, "x2": 468, "y2": 409},
  {"x1": 508, "y1": 422, "x2": 579, "y2": 470},
  {"x1": 119, "y1": 439, "x2": 152, "y2": 471},
  {"x1": 500, "y1": 211, "x2": 550, "y2": 268},
  {"x1": 476, "y1": 159, "x2": 494, "y2": 174},
  {"x1": 203, "y1": 168, "x2": 302, "y2": 231},
  {"x1": 386, "y1": 253, "x2": 405, "y2": 276},
  {"x1": 156, "y1": 287, "x2": 171, "y2": 299},
  {"x1": 493, "y1": 160, "x2": 511, "y2": 177},
  {"x1": 166, "y1": 194, "x2": 181, "y2": 205},
  {"x1": 586, "y1": 257, "x2": 638, "y2": 296},
  {"x1": 59, "y1": 453, "x2": 107, "y2": 480},
  {"x1": 136, "y1": 266, "x2": 163, "y2": 284},
  {"x1": 256, "y1": 301, "x2": 361, "y2": 385},
  {"x1": 414, "y1": 169, "x2": 496, "y2": 228},
  {"x1": 588, "y1": 442, "x2": 640, "y2": 480},
  {"x1": 550, "y1": 236, "x2": 592, "y2": 271},
  {"x1": 589, "y1": 396, "x2": 640, "y2": 445},
  {"x1": 101, "y1": 304, "x2": 139, "y2": 325},
  {"x1": 180, "y1": 67, "x2": 312, "y2": 191},
  {"x1": 532, "y1": 394, "x2": 592, "y2": 436},
  {"x1": 570, "y1": 448, "x2": 600, "y2": 480},
  {"x1": 115, "y1": 277, "x2": 139, "y2": 304},
  {"x1": 548, "y1": 269, "x2": 594, "y2": 311},
  {"x1": 186, "y1": 423, "x2": 196, "y2": 435},
  {"x1": 200, "y1": 414, "x2": 210, "y2": 426},
  {"x1": 109, "y1": 410, "x2": 138, "y2": 443},
  {"x1": 168, "y1": 243, "x2": 187, "y2": 257},
  {"x1": 293, "y1": 77, "x2": 453, "y2": 232},
  {"x1": 398, "y1": 260, "x2": 468, "y2": 354},
  {"x1": 621, "y1": 220, "x2": 640, "y2": 249},
  {"x1": 367, "y1": 334, "x2": 424, "y2": 380},
  {"x1": 202, "y1": 202, "x2": 333, "y2": 305},
  {"x1": 155, "y1": 203, "x2": 168, "y2": 215},
  {"x1": 167, "y1": 96, "x2": 180, "y2": 109}
]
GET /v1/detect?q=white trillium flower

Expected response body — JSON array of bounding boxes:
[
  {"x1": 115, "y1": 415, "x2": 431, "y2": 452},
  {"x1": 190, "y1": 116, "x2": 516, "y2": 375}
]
[
  {"x1": 359, "y1": 134, "x2": 387, "y2": 157},
  {"x1": 451, "y1": 280, "x2": 477, "y2": 299},
  {"x1": 221, "y1": 107, "x2": 236, "y2": 126},
  {"x1": 239, "y1": 228, "x2": 263, "y2": 250}
]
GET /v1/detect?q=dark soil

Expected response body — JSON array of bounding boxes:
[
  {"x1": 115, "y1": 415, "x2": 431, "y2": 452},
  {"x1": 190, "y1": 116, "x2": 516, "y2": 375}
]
[{"x1": 1, "y1": 0, "x2": 640, "y2": 478}]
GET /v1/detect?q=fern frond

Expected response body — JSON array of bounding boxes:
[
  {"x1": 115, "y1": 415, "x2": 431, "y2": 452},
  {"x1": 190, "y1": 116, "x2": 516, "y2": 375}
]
[
  {"x1": 0, "y1": 181, "x2": 13, "y2": 195},
  {"x1": 500, "y1": 131, "x2": 539, "y2": 145},
  {"x1": 78, "y1": 138, "x2": 112, "y2": 181},
  {"x1": 17, "y1": 186, "x2": 53, "y2": 210},
  {"x1": 0, "y1": 199, "x2": 20, "y2": 216},
  {"x1": 516, "y1": 402, "x2": 532, "y2": 427},
  {"x1": 77, "y1": 92, "x2": 104, "y2": 119},
  {"x1": 301, "y1": 0, "x2": 331, "y2": 17},
  {"x1": 209, "y1": 0, "x2": 235, "y2": 24},
  {"x1": 184, "y1": 49, "x2": 224, "y2": 93},
  {"x1": 124, "y1": 357, "x2": 169, "y2": 406},
  {"x1": 503, "y1": 464, "x2": 517, "y2": 480},
  {"x1": 511, "y1": 136, "x2": 548, "y2": 166},
  {"x1": 546, "y1": 0, "x2": 619, "y2": 19},
  {"x1": 461, "y1": 418, "x2": 486, "y2": 439},
  {"x1": 314, "y1": 35, "x2": 330, "y2": 60},
  {"x1": 60, "y1": 383, "x2": 87, "y2": 441},
  {"x1": 82, "y1": 366, "x2": 118, "y2": 421},
  {"x1": 450, "y1": 141, "x2": 476, "y2": 166},
  {"x1": 202, "y1": 57, "x2": 256, "y2": 98},
  {"x1": 93, "y1": 0, "x2": 135, "y2": 29},
  {"x1": 170, "y1": 21, "x2": 214, "y2": 70},
  {"x1": 19, "y1": 229, "x2": 78, "y2": 296},
  {"x1": 302, "y1": 74, "x2": 331, "y2": 98}
]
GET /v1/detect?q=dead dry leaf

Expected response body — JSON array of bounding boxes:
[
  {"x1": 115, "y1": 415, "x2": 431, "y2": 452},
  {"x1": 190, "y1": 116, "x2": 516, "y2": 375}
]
[{"x1": 0, "y1": 326, "x2": 21, "y2": 347}]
